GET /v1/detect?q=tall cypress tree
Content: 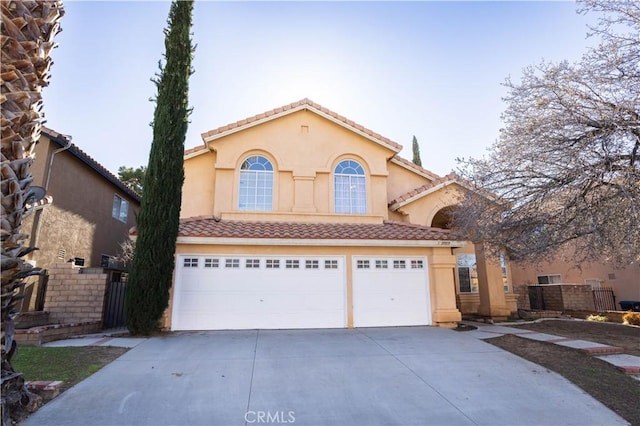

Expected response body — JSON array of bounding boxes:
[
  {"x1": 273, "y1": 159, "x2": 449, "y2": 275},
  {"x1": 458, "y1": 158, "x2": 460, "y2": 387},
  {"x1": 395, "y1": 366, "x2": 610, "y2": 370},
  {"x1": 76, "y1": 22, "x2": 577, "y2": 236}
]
[
  {"x1": 412, "y1": 135, "x2": 422, "y2": 167},
  {"x1": 126, "y1": 0, "x2": 194, "y2": 335}
]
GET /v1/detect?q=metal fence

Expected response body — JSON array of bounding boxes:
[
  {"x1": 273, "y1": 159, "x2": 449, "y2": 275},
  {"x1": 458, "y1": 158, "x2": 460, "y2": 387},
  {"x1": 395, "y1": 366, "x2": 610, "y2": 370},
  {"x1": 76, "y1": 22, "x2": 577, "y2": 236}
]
[
  {"x1": 103, "y1": 273, "x2": 127, "y2": 329},
  {"x1": 592, "y1": 287, "x2": 616, "y2": 311}
]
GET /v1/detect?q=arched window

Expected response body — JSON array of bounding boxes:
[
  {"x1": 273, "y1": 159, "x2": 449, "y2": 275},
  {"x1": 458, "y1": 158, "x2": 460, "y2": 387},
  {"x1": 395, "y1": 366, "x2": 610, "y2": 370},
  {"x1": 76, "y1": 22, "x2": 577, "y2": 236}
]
[
  {"x1": 334, "y1": 160, "x2": 366, "y2": 214},
  {"x1": 239, "y1": 155, "x2": 273, "y2": 211}
]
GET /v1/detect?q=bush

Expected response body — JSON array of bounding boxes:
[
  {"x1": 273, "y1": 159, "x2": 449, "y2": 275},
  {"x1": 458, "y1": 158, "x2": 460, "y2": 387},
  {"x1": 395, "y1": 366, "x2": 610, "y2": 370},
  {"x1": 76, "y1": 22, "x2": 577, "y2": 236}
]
[
  {"x1": 587, "y1": 314, "x2": 607, "y2": 322},
  {"x1": 622, "y1": 311, "x2": 640, "y2": 326}
]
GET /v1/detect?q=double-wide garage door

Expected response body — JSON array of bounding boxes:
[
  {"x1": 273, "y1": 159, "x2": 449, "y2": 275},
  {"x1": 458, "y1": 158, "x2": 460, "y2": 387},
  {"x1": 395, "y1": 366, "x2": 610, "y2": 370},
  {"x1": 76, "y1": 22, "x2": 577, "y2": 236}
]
[{"x1": 172, "y1": 255, "x2": 431, "y2": 330}]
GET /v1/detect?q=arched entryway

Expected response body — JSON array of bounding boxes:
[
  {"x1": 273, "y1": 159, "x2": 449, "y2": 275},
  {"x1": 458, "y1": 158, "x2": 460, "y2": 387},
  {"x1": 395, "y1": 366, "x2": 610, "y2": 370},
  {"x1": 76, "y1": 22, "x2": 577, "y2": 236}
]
[
  {"x1": 430, "y1": 206, "x2": 512, "y2": 320},
  {"x1": 430, "y1": 206, "x2": 457, "y2": 230}
]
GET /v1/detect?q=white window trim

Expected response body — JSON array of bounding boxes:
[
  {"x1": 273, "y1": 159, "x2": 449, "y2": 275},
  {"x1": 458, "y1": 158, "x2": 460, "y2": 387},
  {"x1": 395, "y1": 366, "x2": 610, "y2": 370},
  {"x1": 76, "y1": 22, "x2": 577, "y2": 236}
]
[
  {"x1": 334, "y1": 160, "x2": 367, "y2": 215},
  {"x1": 537, "y1": 274, "x2": 562, "y2": 285},
  {"x1": 238, "y1": 156, "x2": 274, "y2": 212}
]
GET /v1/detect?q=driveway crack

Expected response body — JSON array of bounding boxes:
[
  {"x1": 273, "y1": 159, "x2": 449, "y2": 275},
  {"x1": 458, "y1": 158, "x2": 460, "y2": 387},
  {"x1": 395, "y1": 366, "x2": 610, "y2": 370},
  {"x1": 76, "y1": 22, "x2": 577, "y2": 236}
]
[
  {"x1": 245, "y1": 329, "x2": 259, "y2": 426},
  {"x1": 358, "y1": 329, "x2": 478, "y2": 425}
]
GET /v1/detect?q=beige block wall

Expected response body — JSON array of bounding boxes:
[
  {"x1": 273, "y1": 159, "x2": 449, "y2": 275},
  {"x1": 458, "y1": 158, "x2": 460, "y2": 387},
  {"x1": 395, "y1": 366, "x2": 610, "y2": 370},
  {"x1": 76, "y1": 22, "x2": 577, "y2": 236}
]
[
  {"x1": 511, "y1": 260, "x2": 640, "y2": 305},
  {"x1": 560, "y1": 284, "x2": 596, "y2": 311},
  {"x1": 44, "y1": 263, "x2": 107, "y2": 325}
]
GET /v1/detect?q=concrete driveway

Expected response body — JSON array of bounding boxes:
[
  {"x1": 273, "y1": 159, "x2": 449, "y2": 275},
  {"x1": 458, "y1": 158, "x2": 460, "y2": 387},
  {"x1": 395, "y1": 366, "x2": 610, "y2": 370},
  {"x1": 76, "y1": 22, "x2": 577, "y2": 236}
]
[{"x1": 25, "y1": 327, "x2": 626, "y2": 425}]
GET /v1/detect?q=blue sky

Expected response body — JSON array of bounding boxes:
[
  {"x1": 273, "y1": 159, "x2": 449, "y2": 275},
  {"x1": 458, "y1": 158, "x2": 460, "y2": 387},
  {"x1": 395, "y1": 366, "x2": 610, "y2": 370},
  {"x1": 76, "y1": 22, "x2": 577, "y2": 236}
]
[{"x1": 42, "y1": 1, "x2": 597, "y2": 177}]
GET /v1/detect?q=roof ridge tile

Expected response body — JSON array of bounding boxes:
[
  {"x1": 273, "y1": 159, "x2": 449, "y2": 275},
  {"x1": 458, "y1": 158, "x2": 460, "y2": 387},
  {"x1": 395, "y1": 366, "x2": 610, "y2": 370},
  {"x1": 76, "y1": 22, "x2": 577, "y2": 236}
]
[{"x1": 198, "y1": 98, "x2": 403, "y2": 152}]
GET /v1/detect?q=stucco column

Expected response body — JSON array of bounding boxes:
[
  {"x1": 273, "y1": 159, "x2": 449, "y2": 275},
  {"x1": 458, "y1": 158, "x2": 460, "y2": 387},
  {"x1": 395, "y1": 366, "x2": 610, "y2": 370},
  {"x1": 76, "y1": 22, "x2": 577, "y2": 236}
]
[
  {"x1": 429, "y1": 251, "x2": 462, "y2": 328},
  {"x1": 475, "y1": 243, "x2": 511, "y2": 319}
]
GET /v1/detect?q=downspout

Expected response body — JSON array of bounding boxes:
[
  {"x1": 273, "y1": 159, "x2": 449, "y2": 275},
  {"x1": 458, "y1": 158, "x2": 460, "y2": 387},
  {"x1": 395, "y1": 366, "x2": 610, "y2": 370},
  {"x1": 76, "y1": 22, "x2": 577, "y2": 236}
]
[
  {"x1": 44, "y1": 134, "x2": 73, "y2": 192},
  {"x1": 29, "y1": 134, "x2": 73, "y2": 255}
]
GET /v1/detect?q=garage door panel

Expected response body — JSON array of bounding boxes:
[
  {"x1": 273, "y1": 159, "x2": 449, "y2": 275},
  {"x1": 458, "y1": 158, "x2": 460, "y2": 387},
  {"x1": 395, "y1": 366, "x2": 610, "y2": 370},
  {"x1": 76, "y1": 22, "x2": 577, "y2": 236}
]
[
  {"x1": 353, "y1": 257, "x2": 431, "y2": 328},
  {"x1": 173, "y1": 256, "x2": 345, "y2": 330}
]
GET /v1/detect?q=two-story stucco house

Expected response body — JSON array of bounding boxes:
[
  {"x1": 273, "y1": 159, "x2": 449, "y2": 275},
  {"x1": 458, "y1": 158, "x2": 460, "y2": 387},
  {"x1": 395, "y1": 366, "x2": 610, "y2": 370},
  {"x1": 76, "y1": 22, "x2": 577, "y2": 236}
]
[
  {"x1": 23, "y1": 127, "x2": 141, "y2": 271},
  {"x1": 165, "y1": 99, "x2": 516, "y2": 331}
]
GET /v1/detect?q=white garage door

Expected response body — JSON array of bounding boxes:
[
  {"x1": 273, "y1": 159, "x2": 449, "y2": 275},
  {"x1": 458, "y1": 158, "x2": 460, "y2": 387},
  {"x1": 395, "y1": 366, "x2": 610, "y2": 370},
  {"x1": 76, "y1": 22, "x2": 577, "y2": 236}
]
[
  {"x1": 353, "y1": 257, "x2": 431, "y2": 327},
  {"x1": 172, "y1": 255, "x2": 346, "y2": 330}
]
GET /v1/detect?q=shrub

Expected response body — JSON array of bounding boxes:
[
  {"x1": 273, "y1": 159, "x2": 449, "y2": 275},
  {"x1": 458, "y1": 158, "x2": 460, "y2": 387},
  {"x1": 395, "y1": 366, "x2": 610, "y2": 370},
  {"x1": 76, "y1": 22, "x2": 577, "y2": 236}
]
[
  {"x1": 587, "y1": 314, "x2": 607, "y2": 322},
  {"x1": 622, "y1": 311, "x2": 640, "y2": 326}
]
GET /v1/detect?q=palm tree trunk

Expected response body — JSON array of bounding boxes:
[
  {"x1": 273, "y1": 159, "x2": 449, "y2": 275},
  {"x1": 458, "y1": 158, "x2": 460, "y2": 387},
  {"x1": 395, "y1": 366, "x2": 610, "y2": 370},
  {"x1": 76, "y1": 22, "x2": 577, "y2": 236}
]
[{"x1": 1, "y1": 1, "x2": 64, "y2": 424}]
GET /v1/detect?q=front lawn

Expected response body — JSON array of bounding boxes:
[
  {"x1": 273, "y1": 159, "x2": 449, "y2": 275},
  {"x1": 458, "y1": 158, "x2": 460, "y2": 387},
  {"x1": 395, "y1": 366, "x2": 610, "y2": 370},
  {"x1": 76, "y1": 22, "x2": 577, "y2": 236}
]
[
  {"x1": 12, "y1": 346, "x2": 128, "y2": 393},
  {"x1": 487, "y1": 320, "x2": 640, "y2": 425}
]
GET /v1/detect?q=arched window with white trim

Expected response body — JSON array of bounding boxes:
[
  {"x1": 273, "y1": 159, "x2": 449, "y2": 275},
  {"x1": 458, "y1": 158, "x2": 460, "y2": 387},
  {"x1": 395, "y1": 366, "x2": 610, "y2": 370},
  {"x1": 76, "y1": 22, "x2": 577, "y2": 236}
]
[
  {"x1": 239, "y1": 155, "x2": 273, "y2": 211},
  {"x1": 334, "y1": 160, "x2": 366, "y2": 214}
]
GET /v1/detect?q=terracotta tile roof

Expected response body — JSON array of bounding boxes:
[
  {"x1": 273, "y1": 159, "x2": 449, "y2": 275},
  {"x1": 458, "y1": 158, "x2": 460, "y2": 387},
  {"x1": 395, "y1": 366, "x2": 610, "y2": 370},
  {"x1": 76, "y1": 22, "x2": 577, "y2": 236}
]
[
  {"x1": 164, "y1": 217, "x2": 454, "y2": 241},
  {"x1": 198, "y1": 98, "x2": 403, "y2": 152},
  {"x1": 388, "y1": 172, "x2": 501, "y2": 211},
  {"x1": 388, "y1": 172, "x2": 461, "y2": 210},
  {"x1": 41, "y1": 126, "x2": 142, "y2": 203},
  {"x1": 184, "y1": 145, "x2": 206, "y2": 156},
  {"x1": 390, "y1": 156, "x2": 441, "y2": 181}
]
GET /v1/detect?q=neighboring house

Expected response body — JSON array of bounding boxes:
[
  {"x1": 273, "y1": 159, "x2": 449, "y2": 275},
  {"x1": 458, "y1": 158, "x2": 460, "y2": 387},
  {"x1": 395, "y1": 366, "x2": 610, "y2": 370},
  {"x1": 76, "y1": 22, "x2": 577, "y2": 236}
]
[
  {"x1": 511, "y1": 259, "x2": 640, "y2": 309},
  {"x1": 160, "y1": 99, "x2": 515, "y2": 331},
  {"x1": 22, "y1": 127, "x2": 141, "y2": 273}
]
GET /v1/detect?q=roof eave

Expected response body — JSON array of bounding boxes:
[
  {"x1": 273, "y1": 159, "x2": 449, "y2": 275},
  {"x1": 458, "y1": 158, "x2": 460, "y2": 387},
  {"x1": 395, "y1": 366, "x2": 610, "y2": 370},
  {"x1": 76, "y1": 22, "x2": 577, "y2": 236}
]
[
  {"x1": 41, "y1": 129, "x2": 142, "y2": 203},
  {"x1": 176, "y1": 236, "x2": 466, "y2": 248},
  {"x1": 390, "y1": 180, "x2": 455, "y2": 211},
  {"x1": 389, "y1": 156, "x2": 440, "y2": 181},
  {"x1": 199, "y1": 103, "x2": 402, "y2": 154}
]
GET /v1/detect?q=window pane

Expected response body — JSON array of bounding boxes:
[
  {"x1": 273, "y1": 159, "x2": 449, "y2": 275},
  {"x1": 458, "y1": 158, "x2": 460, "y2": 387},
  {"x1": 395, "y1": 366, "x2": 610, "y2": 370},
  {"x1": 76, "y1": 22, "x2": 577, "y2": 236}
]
[
  {"x1": 375, "y1": 260, "x2": 388, "y2": 269},
  {"x1": 334, "y1": 161, "x2": 366, "y2": 214},
  {"x1": 324, "y1": 260, "x2": 338, "y2": 269},
  {"x1": 393, "y1": 260, "x2": 406, "y2": 269},
  {"x1": 112, "y1": 195, "x2": 120, "y2": 219},
  {"x1": 239, "y1": 157, "x2": 273, "y2": 211},
  {"x1": 286, "y1": 259, "x2": 300, "y2": 269},
  {"x1": 119, "y1": 199, "x2": 128, "y2": 222},
  {"x1": 459, "y1": 267, "x2": 471, "y2": 292}
]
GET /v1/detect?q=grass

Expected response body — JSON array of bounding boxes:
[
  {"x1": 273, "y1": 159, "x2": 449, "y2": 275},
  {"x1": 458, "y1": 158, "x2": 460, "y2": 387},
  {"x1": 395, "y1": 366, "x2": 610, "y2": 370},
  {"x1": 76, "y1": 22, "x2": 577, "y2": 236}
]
[{"x1": 12, "y1": 346, "x2": 128, "y2": 392}]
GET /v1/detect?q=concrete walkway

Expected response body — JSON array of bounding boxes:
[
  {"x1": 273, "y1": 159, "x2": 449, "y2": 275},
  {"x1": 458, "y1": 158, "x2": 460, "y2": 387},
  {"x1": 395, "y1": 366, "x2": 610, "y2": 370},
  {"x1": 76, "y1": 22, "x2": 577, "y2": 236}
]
[
  {"x1": 47, "y1": 322, "x2": 640, "y2": 378},
  {"x1": 25, "y1": 326, "x2": 628, "y2": 426},
  {"x1": 464, "y1": 321, "x2": 640, "y2": 379}
]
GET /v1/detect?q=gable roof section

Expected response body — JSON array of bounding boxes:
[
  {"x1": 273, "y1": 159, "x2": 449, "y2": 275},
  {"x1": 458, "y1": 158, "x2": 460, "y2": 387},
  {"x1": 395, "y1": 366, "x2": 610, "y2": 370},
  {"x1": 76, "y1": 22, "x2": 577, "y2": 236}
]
[
  {"x1": 389, "y1": 156, "x2": 441, "y2": 181},
  {"x1": 186, "y1": 98, "x2": 403, "y2": 159},
  {"x1": 158, "y1": 217, "x2": 464, "y2": 247},
  {"x1": 389, "y1": 172, "x2": 498, "y2": 211},
  {"x1": 41, "y1": 127, "x2": 142, "y2": 203}
]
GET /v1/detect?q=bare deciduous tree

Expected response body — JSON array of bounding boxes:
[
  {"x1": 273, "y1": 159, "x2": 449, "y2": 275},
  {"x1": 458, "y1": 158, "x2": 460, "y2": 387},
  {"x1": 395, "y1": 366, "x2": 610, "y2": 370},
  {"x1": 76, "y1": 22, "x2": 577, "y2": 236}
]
[{"x1": 454, "y1": 0, "x2": 639, "y2": 267}]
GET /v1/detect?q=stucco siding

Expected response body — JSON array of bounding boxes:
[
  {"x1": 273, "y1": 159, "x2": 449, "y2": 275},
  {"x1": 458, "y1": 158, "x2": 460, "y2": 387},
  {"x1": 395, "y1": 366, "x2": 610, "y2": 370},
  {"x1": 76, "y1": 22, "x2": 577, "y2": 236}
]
[
  {"x1": 181, "y1": 151, "x2": 216, "y2": 218},
  {"x1": 394, "y1": 185, "x2": 465, "y2": 227},
  {"x1": 386, "y1": 161, "x2": 431, "y2": 203},
  {"x1": 187, "y1": 110, "x2": 396, "y2": 221},
  {"x1": 23, "y1": 134, "x2": 139, "y2": 269}
]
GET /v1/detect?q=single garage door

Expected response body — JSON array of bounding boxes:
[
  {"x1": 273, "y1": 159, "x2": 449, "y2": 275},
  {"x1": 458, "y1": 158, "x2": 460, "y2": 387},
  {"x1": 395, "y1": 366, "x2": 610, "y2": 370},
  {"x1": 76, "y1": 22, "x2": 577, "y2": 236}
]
[
  {"x1": 353, "y1": 257, "x2": 431, "y2": 327},
  {"x1": 172, "y1": 255, "x2": 346, "y2": 330}
]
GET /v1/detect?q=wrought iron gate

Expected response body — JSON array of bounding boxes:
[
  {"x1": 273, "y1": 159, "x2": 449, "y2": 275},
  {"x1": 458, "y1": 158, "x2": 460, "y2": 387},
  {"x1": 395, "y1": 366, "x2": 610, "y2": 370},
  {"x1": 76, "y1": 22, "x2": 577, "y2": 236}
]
[
  {"x1": 592, "y1": 287, "x2": 616, "y2": 311},
  {"x1": 103, "y1": 272, "x2": 127, "y2": 329},
  {"x1": 528, "y1": 286, "x2": 545, "y2": 310}
]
